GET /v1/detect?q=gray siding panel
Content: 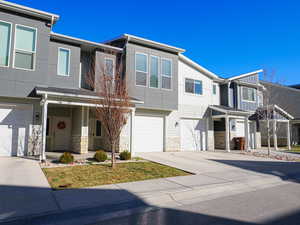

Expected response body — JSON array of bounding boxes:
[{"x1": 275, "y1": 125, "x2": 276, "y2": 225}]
[
  {"x1": 238, "y1": 74, "x2": 258, "y2": 84},
  {"x1": 126, "y1": 43, "x2": 178, "y2": 111}
]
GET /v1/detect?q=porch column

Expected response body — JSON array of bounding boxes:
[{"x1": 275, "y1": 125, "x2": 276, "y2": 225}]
[
  {"x1": 287, "y1": 121, "x2": 291, "y2": 150},
  {"x1": 130, "y1": 108, "x2": 135, "y2": 155},
  {"x1": 41, "y1": 95, "x2": 48, "y2": 161},
  {"x1": 273, "y1": 120, "x2": 278, "y2": 150},
  {"x1": 225, "y1": 116, "x2": 230, "y2": 152},
  {"x1": 244, "y1": 117, "x2": 249, "y2": 151}
]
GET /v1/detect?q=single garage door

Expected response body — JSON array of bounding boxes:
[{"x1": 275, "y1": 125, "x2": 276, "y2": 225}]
[
  {"x1": 134, "y1": 115, "x2": 164, "y2": 153},
  {"x1": 0, "y1": 103, "x2": 33, "y2": 157},
  {"x1": 181, "y1": 119, "x2": 207, "y2": 151}
]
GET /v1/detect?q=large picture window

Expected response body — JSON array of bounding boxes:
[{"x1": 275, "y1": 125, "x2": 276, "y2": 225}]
[
  {"x1": 150, "y1": 55, "x2": 159, "y2": 88},
  {"x1": 57, "y1": 48, "x2": 70, "y2": 76},
  {"x1": 242, "y1": 87, "x2": 256, "y2": 102},
  {"x1": 0, "y1": 21, "x2": 11, "y2": 67},
  {"x1": 185, "y1": 78, "x2": 203, "y2": 95},
  {"x1": 14, "y1": 25, "x2": 37, "y2": 70},
  {"x1": 135, "y1": 53, "x2": 147, "y2": 86},
  {"x1": 161, "y1": 58, "x2": 172, "y2": 89}
]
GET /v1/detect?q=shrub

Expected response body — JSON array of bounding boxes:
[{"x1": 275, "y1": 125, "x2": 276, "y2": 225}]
[
  {"x1": 119, "y1": 151, "x2": 131, "y2": 160},
  {"x1": 94, "y1": 150, "x2": 107, "y2": 162},
  {"x1": 59, "y1": 152, "x2": 74, "y2": 164}
]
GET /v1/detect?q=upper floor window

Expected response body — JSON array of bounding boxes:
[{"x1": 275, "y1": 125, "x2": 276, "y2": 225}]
[
  {"x1": 185, "y1": 78, "x2": 202, "y2": 95},
  {"x1": 213, "y1": 84, "x2": 217, "y2": 95},
  {"x1": 135, "y1": 53, "x2": 147, "y2": 86},
  {"x1": 0, "y1": 21, "x2": 12, "y2": 67},
  {"x1": 242, "y1": 86, "x2": 255, "y2": 102},
  {"x1": 57, "y1": 48, "x2": 70, "y2": 76},
  {"x1": 150, "y1": 55, "x2": 159, "y2": 88},
  {"x1": 14, "y1": 25, "x2": 37, "y2": 70},
  {"x1": 161, "y1": 58, "x2": 172, "y2": 89},
  {"x1": 104, "y1": 58, "x2": 114, "y2": 77}
]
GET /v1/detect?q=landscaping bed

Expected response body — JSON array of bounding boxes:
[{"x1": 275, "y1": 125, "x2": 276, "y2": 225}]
[{"x1": 43, "y1": 161, "x2": 191, "y2": 190}]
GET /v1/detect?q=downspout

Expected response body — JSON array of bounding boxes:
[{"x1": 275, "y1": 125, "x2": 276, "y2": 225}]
[{"x1": 228, "y1": 81, "x2": 231, "y2": 107}]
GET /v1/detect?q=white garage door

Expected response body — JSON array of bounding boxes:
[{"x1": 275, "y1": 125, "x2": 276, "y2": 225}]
[
  {"x1": 134, "y1": 115, "x2": 164, "y2": 153},
  {"x1": 0, "y1": 103, "x2": 33, "y2": 157},
  {"x1": 181, "y1": 119, "x2": 207, "y2": 151}
]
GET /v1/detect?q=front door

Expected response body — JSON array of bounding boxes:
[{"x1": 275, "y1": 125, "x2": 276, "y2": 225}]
[{"x1": 53, "y1": 117, "x2": 71, "y2": 151}]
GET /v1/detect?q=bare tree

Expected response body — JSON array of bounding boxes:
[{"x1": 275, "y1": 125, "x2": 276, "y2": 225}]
[
  {"x1": 257, "y1": 69, "x2": 288, "y2": 156},
  {"x1": 86, "y1": 51, "x2": 131, "y2": 168},
  {"x1": 29, "y1": 125, "x2": 42, "y2": 156}
]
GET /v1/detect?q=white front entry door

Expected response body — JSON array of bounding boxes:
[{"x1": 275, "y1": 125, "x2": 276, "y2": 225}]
[
  {"x1": 181, "y1": 119, "x2": 207, "y2": 151},
  {"x1": 53, "y1": 117, "x2": 71, "y2": 151},
  {"x1": 0, "y1": 103, "x2": 32, "y2": 157},
  {"x1": 134, "y1": 115, "x2": 164, "y2": 153}
]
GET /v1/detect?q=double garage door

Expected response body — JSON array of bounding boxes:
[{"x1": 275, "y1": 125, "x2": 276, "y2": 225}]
[
  {"x1": 181, "y1": 119, "x2": 207, "y2": 151},
  {"x1": 0, "y1": 103, "x2": 33, "y2": 157}
]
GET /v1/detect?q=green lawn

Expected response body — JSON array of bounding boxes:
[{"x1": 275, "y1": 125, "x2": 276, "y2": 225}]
[
  {"x1": 290, "y1": 145, "x2": 300, "y2": 153},
  {"x1": 43, "y1": 162, "x2": 190, "y2": 190}
]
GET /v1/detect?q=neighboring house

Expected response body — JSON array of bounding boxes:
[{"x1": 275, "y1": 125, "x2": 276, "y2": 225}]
[{"x1": 0, "y1": 1, "x2": 293, "y2": 160}]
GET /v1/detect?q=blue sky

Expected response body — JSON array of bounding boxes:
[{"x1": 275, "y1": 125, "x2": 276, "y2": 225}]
[{"x1": 12, "y1": 0, "x2": 300, "y2": 84}]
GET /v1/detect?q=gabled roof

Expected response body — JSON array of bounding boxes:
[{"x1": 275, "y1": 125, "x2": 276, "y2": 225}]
[
  {"x1": 104, "y1": 34, "x2": 185, "y2": 54},
  {"x1": 0, "y1": 1, "x2": 59, "y2": 23},
  {"x1": 178, "y1": 54, "x2": 223, "y2": 81},
  {"x1": 50, "y1": 32, "x2": 123, "y2": 52},
  {"x1": 226, "y1": 69, "x2": 263, "y2": 82}
]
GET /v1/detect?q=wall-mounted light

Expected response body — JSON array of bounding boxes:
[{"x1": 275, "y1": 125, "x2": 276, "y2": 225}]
[
  {"x1": 175, "y1": 121, "x2": 179, "y2": 127},
  {"x1": 35, "y1": 112, "x2": 40, "y2": 122}
]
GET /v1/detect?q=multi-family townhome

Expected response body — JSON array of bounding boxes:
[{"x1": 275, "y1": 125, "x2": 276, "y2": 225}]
[{"x1": 0, "y1": 1, "x2": 293, "y2": 160}]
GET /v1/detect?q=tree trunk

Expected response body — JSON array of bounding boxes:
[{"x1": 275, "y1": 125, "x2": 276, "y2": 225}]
[
  {"x1": 111, "y1": 142, "x2": 116, "y2": 169},
  {"x1": 267, "y1": 119, "x2": 271, "y2": 156}
]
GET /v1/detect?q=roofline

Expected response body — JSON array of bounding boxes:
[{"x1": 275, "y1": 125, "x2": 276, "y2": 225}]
[
  {"x1": 178, "y1": 54, "x2": 223, "y2": 81},
  {"x1": 259, "y1": 104, "x2": 294, "y2": 120},
  {"x1": 35, "y1": 89, "x2": 144, "y2": 104},
  {"x1": 0, "y1": 1, "x2": 59, "y2": 23},
  {"x1": 226, "y1": 69, "x2": 263, "y2": 82},
  {"x1": 104, "y1": 33, "x2": 185, "y2": 53},
  {"x1": 260, "y1": 80, "x2": 300, "y2": 94},
  {"x1": 209, "y1": 105, "x2": 251, "y2": 115},
  {"x1": 50, "y1": 32, "x2": 123, "y2": 52}
]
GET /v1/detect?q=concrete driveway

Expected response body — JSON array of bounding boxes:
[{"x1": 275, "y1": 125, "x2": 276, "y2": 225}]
[
  {"x1": 0, "y1": 157, "x2": 59, "y2": 222},
  {"x1": 136, "y1": 151, "x2": 300, "y2": 182}
]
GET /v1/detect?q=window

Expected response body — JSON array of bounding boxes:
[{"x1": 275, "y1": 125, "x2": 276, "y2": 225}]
[
  {"x1": 185, "y1": 78, "x2": 203, "y2": 95},
  {"x1": 95, "y1": 120, "x2": 102, "y2": 137},
  {"x1": 161, "y1": 58, "x2": 172, "y2": 89},
  {"x1": 213, "y1": 84, "x2": 217, "y2": 95},
  {"x1": 242, "y1": 87, "x2": 256, "y2": 102},
  {"x1": 135, "y1": 53, "x2": 147, "y2": 86},
  {"x1": 0, "y1": 21, "x2": 11, "y2": 67},
  {"x1": 14, "y1": 25, "x2": 37, "y2": 70},
  {"x1": 104, "y1": 58, "x2": 114, "y2": 76},
  {"x1": 57, "y1": 48, "x2": 70, "y2": 76},
  {"x1": 150, "y1": 56, "x2": 159, "y2": 88}
]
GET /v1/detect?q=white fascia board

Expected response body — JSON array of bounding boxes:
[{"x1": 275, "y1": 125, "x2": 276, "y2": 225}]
[
  {"x1": 274, "y1": 105, "x2": 294, "y2": 120},
  {"x1": 226, "y1": 69, "x2": 263, "y2": 82},
  {"x1": 0, "y1": 1, "x2": 59, "y2": 22},
  {"x1": 179, "y1": 54, "x2": 223, "y2": 81},
  {"x1": 50, "y1": 32, "x2": 123, "y2": 52},
  {"x1": 209, "y1": 105, "x2": 251, "y2": 115}
]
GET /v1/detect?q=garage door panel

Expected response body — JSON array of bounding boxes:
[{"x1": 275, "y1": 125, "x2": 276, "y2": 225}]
[
  {"x1": 0, "y1": 104, "x2": 32, "y2": 157},
  {"x1": 134, "y1": 115, "x2": 163, "y2": 153},
  {"x1": 181, "y1": 119, "x2": 206, "y2": 151}
]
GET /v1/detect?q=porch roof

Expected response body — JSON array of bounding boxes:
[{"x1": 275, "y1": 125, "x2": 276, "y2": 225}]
[
  {"x1": 210, "y1": 105, "x2": 252, "y2": 117},
  {"x1": 31, "y1": 86, "x2": 144, "y2": 104}
]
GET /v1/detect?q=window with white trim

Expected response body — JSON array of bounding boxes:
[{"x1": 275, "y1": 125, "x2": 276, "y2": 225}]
[
  {"x1": 242, "y1": 87, "x2": 256, "y2": 102},
  {"x1": 135, "y1": 53, "x2": 147, "y2": 86},
  {"x1": 104, "y1": 58, "x2": 114, "y2": 77},
  {"x1": 150, "y1": 55, "x2": 159, "y2": 88},
  {"x1": 0, "y1": 21, "x2": 11, "y2": 67},
  {"x1": 57, "y1": 48, "x2": 70, "y2": 76},
  {"x1": 161, "y1": 58, "x2": 172, "y2": 89},
  {"x1": 185, "y1": 78, "x2": 203, "y2": 95},
  {"x1": 14, "y1": 25, "x2": 37, "y2": 70}
]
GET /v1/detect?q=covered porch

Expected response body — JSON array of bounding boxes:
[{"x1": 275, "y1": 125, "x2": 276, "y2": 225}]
[
  {"x1": 34, "y1": 87, "x2": 138, "y2": 161},
  {"x1": 210, "y1": 105, "x2": 257, "y2": 152}
]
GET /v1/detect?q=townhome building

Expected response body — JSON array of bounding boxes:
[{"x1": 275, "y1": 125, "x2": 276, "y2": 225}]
[{"x1": 0, "y1": 1, "x2": 293, "y2": 160}]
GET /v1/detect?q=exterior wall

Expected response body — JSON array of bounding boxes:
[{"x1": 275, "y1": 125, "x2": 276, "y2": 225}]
[
  {"x1": 237, "y1": 85, "x2": 259, "y2": 111},
  {"x1": 166, "y1": 110, "x2": 180, "y2": 152},
  {"x1": 220, "y1": 84, "x2": 229, "y2": 106},
  {"x1": 0, "y1": 9, "x2": 51, "y2": 98},
  {"x1": 260, "y1": 120, "x2": 289, "y2": 147},
  {"x1": 125, "y1": 42, "x2": 179, "y2": 111},
  {"x1": 48, "y1": 41, "x2": 81, "y2": 89}
]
